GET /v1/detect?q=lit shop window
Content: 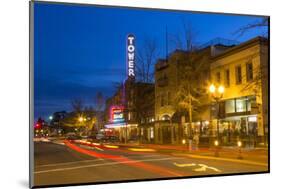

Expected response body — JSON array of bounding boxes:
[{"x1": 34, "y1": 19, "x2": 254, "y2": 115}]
[
  {"x1": 247, "y1": 96, "x2": 256, "y2": 112},
  {"x1": 128, "y1": 112, "x2": 131, "y2": 120},
  {"x1": 224, "y1": 96, "x2": 256, "y2": 114},
  {"x1": 225, "y1": 99, "x2": 235, "y2": 113},
  {"x1": 150, "y1": 128, "x2": 154, "y2": 138},
  {"x1": 236, "y1": 98, "x2": 247, "y2": 112},
  {"x1": 248, "y1": 116, "x2": 257, "y2": 122}
]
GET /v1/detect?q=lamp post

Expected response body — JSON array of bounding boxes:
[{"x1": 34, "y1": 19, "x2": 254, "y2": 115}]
[
  {"x1": 237, "y1": 140, "x2": 243, "y2": 159},
  {"x1": 209, "y1": 84, "x2": 224, "y2": 153}
]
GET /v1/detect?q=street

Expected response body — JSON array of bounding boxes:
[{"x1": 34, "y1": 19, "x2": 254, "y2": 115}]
[{"x1": 34, "y1": 140, "x2": 268, "y2": 187}]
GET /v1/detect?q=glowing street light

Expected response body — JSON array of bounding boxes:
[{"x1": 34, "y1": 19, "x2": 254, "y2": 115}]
[
  {"x1": 214, "y1": 140, "x2": 219, "y2": 146},
  {"x1": 209, "y1": 84, "x2": 225, "y2": 157},
  {"x1": 214, "y1": 140, "x2": 219, "y2": 157},
  {"x1": 218, "y1": 85, "x2": 224, "y2": 94},
  {"x1": 209, "y1": 84, "x2": 225, "y2": 140},
  {"x1": 237, "y1": 141, "x2": 242, "y2": 147},
  {"x1": 209, "y1": 84, "x2": 216, "y2": 93},
  {"x1": 49, "y1": 116, "x2": 53, "y2": 120},
  {"x1": 237, "y1": 140, "x2": 243, "y2": 159},
  {"x1": 78, "y1": 117, "x2": 84, "y2": 122}
]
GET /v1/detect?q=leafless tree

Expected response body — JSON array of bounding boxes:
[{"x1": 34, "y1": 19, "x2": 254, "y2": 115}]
[
  {"x1": 234, "y1": 18, "x2": 268, "y2": 37},
  {"x1": 71, "y1": 99, "x2": 84, "y2": 113},
  {"x1": 136, "y1": 37, "x2": 160, "y2": 83},
  {"x1": 235, "y1": 18, "x2": 269, "y2": 95},
  {"x1": 173, "y1": 22, "x2": 209, "y2": 139},
  {"x1": 95, "y1": 91, "x2": 105, "y2": 111}
]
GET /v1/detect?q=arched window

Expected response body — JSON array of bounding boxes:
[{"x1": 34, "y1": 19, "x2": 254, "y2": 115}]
[{"x1": 161, "y1": 115, "x2": 171, "y2": 121}]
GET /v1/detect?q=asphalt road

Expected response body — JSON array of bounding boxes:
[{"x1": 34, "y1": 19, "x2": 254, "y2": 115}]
[{"x1": 33, "y1": 140, "x2": 268, "y2": 187}]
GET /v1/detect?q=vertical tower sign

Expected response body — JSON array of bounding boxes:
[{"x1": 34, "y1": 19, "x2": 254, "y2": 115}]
[{"x1": 127, "y1": 34, "x2": 135, "y2": 80}]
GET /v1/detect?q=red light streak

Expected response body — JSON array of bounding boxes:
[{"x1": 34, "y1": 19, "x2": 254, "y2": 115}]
[{"x1": 64, "y1": 140, "x2": 184, "y2": 177}]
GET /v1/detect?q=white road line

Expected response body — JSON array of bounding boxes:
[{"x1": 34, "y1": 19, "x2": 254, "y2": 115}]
[
  {"x1": 127, "y1": 154, "x2": 168, "y2": 158},
  {"x1": 36, "y1": 159, "x2": 105, "y2": 168},
  {"x1": 173, "y1": 162, "x2": 222, "y2": 172},
  {"x1": 37, "y1": 154, "x2": 168, "y2": 168},
  {"x1": 34, "y1": 157, "x2": 184, "y2": 174}
]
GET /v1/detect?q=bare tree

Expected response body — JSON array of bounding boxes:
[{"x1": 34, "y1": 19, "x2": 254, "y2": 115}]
[
  {"x1": 95, "y1": 91, "x2": 105, "y2": 111},
  {"x1": 173, "y1": 23, "x2": 209, "y2": 141},
  {"x1": 234, "y1": 18, "x2": 268, "y2": 37},
  {"x1": 71, "y1": 99, "x2": 84, "y2": 113},
  {"x1": 181, "y1": 20, "x2": 198, "y2": 51},
  {"x1": 94, "y1": 91, "x2": 105, "y2": 131},
  {"x1": 136, "y1": 37, "x2": 160, "y2": 83},
  {"x1": 235, "y1": 18, "x2": 269, "y2": 95}
]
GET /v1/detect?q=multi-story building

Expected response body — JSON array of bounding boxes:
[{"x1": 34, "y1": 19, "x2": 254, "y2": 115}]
[
  {"x1": 210, "y1": 36, "x2": 268, "y2": 145},
  {"x1": 154, "y1": 42, "x2": 235, "y2": 144},
  {"x1": 105, "y1": 80, "x2": 155, "y2": 142}
]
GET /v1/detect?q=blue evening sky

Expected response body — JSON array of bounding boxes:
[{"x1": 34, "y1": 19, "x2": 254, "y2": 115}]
[{"x1": 34, "y1": 2, "x2": 268, "y2": 120}]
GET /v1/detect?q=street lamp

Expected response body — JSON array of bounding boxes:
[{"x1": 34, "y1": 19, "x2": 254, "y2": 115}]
[
  {"x1": 78, "y1": 117, "x2": 84, "y2": 123},
  {"x1": 214, "y1": 139, "x2": 219, "y2": 157},
  {"x1": 237, "y1": 140, "x2": 243, "y2": 159},
  {"x1": 49, "y1": 116, "x2": 53, "y2": 120},
  {"x1": 209, "y1": 84, "x2": 225, "y2": 145}
]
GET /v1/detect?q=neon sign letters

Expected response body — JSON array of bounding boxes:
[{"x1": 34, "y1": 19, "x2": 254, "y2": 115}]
[{"x1": 127, "y1": 34, "x2": 135, "y2": 79}]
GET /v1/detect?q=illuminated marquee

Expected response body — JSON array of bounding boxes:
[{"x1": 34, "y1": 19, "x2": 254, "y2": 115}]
[
  {"x1": 109, "y1": 105, "x2": 125, "y2": 123},
  {"x1": 127, "y1": 34, "x2": 135, "y2": 79}
]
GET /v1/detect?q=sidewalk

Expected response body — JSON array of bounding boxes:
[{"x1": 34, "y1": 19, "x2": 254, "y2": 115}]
[{"x1": 115, "y1": 142, "x2": 268, "y2": 164}]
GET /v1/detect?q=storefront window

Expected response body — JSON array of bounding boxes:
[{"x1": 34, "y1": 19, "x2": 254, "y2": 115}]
[
  {"x1": 236, "y1": 98, "x2": 247, "y2": 112},
  {"x1": 225, "y1": 99, "x2": 235, "y2": 113},
  {"x1": 247, "y1": 96, "x2": 256, "y2": 111},
  {"x1": 150, "y1": 128, "x2": 154, "y2": 138}
]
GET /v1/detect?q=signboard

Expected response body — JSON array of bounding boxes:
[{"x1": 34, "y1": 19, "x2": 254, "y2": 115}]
[
  {"x1": 127, "y1": 34, "x2": 135, "y2": 80},
  {"x1": 110, "y1": 105, "x2": 125, "y2": 124}
]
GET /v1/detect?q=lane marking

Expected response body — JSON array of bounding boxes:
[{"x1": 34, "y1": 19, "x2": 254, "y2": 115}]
[
  {"x1": 34, "y1": 157, "x2": 184, "y2": 174},
  {"x1": 183, "y1": 154, "x2": 268, "y2": 167},
  {"x1": 36, "y1": 159, "x2": 105, "y2": 168},
  {"x1": 194, "y1": 164, "x2": 221, "y2": 172},
  {"x1": 128, "y1": 148, "x2": 156, "y2": 152},
  {"x1": 173, "y1": 162, "x2": 221, "y2": 173},
  {"x1": 36, "y1": 154, "x2": 171, "y2": 168},
  {"x1": 52, "y1": 142, "x2": 65, "y2": 145},
  {"x1": 174, "y1": 163, "x2": 196, "y2": 167},
  {"x1": 104, "y1": 145, "x2": 119, "y2": 149},
  {"x1": 94, "y1": 147, "x2": 104, "y2": 151}
]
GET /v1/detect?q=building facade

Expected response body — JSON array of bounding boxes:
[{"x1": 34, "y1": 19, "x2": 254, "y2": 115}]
[
  {"x1": 154, "y1": 48, "x2": 216, "y2": 144},
  {"x1": 154, "y1": 43, "x2": 239, "y2": 144},
  {"x1": 210, "y1": 37, "x2": 268, "y2": 145},
  {"x1": 104, "y1": 80, "x2": 155, "y2": 143}
]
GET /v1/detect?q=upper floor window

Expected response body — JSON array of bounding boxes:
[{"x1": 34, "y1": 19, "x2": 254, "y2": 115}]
[
  {"x1": 246, "y1": 62, "x2": 254, "y2": 81},
  {"x1": 235, "y1": 65, "x2": 242, "y2": 84},
  {"x1": 160, "y1": 93, "x2": 164, "y2": 107},
  {"x1": 216, "y1": 72, "x2": 221, "y2": 83},
  {"x1": 225, "y1": 69, "x2": 230, "y2": 87},
  {"x1": 167, "y1": 92, "x2": 171, "y2": 105}
]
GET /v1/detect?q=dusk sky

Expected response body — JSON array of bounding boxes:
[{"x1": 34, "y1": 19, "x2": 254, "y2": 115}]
[{"x1": 34, "y1": 2, "x2": 267, "y2": 121}]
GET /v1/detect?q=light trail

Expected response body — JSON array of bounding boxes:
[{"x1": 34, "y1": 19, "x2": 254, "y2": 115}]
[{"x1": 64, "y1": 140, "x2": 185, "y2": 177}]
